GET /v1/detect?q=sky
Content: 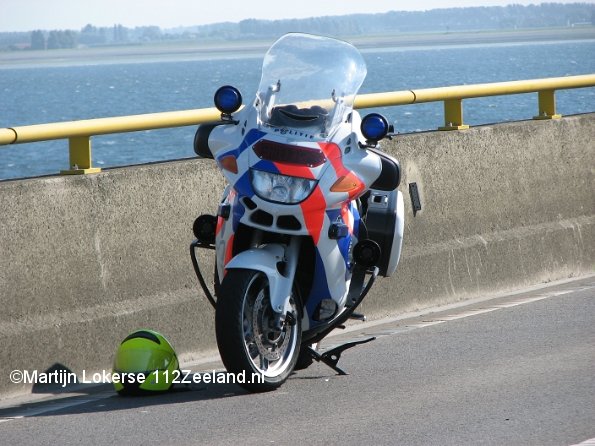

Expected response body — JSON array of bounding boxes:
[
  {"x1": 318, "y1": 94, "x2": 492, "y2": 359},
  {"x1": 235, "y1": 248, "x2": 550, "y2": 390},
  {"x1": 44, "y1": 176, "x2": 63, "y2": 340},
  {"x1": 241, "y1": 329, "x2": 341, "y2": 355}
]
[{"x1": 1, "y1": 0, "x2": 593, "y2": 32}]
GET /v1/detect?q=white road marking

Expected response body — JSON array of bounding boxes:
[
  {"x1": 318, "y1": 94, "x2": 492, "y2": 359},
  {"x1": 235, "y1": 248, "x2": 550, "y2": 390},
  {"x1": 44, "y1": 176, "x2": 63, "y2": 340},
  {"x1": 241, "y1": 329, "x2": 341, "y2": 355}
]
[
  {"x1": 570, "y1": 438, "x2": 595, "y2": 446},
  {"x1": 398, "y1": 287, "x2": 587, "y2": 329},
  {"x1": 346, "y1": 282, "x2": 594, "y2": 341},
  {"x1": 0, "y1": 392, "x2": 113, "y2": 422}
]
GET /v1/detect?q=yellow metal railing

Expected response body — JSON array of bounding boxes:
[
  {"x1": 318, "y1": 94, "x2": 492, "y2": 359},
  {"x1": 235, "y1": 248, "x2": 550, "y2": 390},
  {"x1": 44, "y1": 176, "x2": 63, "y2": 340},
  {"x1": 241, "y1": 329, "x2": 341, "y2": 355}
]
[
  {"x1": 353, "y1": 74, "x2": 595, "y2": 130},
  {"x1": 1, "y1": 74, "x2": 594, "y2": 175}
]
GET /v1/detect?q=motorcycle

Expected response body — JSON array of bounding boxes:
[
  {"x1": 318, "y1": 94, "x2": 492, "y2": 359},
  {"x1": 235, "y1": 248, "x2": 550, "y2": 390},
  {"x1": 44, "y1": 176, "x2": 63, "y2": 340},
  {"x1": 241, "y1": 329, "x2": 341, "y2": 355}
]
[{"x1": 190, "y1": 33, "x2": 404, "y2": 392}]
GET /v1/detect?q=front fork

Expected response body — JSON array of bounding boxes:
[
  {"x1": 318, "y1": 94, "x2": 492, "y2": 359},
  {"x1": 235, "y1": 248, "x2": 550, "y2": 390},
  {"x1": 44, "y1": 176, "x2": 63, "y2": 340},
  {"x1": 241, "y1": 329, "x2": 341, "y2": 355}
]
[
  {"x1": 224, "y1": 234, "x2": 301, "y2": 322},
  {"x1": 190, "y1": 208, "x2": 302, "y2": 318},
  {"x1": 191, "y1": 218, "x2": 379, "y2": 375}
]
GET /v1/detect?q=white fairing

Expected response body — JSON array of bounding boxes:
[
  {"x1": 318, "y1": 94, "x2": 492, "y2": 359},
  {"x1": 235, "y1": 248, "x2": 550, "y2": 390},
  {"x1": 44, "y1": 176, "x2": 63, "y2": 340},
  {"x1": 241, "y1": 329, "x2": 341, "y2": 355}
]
[
  {"x1": 225, "y1": 244, "x2": 294, "y2": 315},
  {"x1": 386, "y1": 190, "x2": 404, "y2": 277},
  {"x1": 206, "y1": 34, "x2": 404, "y2": 321}
]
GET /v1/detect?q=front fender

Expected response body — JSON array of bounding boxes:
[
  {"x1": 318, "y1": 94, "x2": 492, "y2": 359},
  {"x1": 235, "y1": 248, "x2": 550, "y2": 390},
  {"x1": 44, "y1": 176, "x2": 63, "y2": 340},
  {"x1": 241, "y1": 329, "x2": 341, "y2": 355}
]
[{"x1": 225, "y1": 244, "x2": 293, "y2": 315}]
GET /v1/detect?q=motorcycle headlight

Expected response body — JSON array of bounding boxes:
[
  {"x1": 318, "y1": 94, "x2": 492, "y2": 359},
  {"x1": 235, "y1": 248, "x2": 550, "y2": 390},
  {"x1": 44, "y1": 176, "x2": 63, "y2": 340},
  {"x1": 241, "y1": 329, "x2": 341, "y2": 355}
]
[{"x1": 251, "y1": 169, "x2": 317, "y2": 204}]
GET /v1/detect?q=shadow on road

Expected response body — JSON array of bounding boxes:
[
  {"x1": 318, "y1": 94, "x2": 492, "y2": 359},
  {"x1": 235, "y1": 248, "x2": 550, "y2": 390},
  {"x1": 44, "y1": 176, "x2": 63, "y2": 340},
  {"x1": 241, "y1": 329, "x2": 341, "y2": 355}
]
[{"x1": 0, "y1": 369, "x2": 337, "y2": 419}]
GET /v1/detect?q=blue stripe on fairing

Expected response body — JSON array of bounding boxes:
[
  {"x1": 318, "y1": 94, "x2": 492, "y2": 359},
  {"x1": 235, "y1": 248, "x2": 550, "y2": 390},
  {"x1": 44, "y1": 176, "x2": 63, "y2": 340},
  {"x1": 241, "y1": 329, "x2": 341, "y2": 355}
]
[
  {"x1": 226, "y1": 130, "x2": 271, "y2": 225},
  {"x1": 216, "y1": 128, "x2": 266, "y2": 162},
  {"x1": 326, "y1": 204, "x2": 361, "y2": 276},
  {"x1": 352, "y1": 202, "x2": 361, "y2": 239},
  {"x1": 232, "y1": 159, "x2": 281, "y2": 201},
  {"x1": 233, "y1": 171, "x2": 253, "y2": 199},
  {"x1": 344, "y1": 202, "x2": 360, "y2": 279},
  {"x1": 252, "y1": 159, "x2": 280, "y2": 174},
  {"x1": 325, "y1": 208, "x2": 349, "y2": 269},
  {"x1": 338, "y1": 233, "x2": 352, "y2": 276},
  {"x1": 305, "y1": 248, "x2": 332, "y2": 327},
  {"x1": 231, "y1": 194, "x2": 245, "y2": 233},
  {"x1": 326, "y1": 208, "x2": 342, "y2": 222}
]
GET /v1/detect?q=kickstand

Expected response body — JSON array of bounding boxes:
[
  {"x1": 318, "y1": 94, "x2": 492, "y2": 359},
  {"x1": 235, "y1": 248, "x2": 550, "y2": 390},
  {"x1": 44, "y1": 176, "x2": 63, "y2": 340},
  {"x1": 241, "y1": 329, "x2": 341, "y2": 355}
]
[{"x1": 306, "y1": 337, "x2": 376, "y2": 375}]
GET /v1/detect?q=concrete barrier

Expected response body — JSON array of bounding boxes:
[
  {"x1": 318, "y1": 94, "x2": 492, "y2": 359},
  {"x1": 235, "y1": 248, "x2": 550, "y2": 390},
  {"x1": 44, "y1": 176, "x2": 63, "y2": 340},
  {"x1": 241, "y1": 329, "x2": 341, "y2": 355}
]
[{"x1": 1, "y1": 114, "x2": 593, "y2": 399}]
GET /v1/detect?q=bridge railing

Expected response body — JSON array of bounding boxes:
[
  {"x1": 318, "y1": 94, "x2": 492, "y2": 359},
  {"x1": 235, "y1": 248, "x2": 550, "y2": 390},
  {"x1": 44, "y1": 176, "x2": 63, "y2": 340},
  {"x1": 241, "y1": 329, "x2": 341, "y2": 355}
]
[{"x1": 1, "y1": 74, "x2": 594, "y2": 175}]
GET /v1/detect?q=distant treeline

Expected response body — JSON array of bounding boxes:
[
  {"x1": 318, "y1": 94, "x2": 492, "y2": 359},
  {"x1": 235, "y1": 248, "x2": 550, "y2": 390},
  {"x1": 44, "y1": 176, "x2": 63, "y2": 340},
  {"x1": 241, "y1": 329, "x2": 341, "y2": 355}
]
[
  {"x1": 1, "y1": 2, "x2": 593, "y2": 50},
  {"x1": 1, "y1": 25, "x2": 166, "y2": 50},
  {"x1": 236, "y1": 3, "x2": 595, "y2": 37}
]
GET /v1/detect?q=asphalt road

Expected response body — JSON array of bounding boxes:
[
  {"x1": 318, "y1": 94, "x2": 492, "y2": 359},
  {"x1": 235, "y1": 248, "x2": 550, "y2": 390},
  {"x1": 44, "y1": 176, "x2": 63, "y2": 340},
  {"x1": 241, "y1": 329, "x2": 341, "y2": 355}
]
[{"x1": 1, "y1": 276, "x2": 593, "y2": 445}]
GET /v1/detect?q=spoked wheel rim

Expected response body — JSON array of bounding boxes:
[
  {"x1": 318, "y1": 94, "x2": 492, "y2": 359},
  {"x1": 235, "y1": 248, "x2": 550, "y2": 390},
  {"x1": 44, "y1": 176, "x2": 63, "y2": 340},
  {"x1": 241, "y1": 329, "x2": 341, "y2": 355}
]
[{"x1": 241, "y1": 273, "x2": 299, "y2": 378}]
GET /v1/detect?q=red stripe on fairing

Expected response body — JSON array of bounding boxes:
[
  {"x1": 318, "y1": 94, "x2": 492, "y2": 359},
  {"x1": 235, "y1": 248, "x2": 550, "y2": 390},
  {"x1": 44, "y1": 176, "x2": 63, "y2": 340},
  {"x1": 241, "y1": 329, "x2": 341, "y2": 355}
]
[
  {"x1": 318, "y1": 142, "x2": 347, "y2": 170},
  {"x1": 273, "y1": 161, "x2": 326, "y2": 244},
  {"x1": 215, "y1": 216, "x2": 224, "y2": 236},
  {"x1": 300, "y1": 186, "x2": 326, "y2": 245},
  {"x1": 224, "y1": 233, "x2": 235, "y2": 266},
  {"x1": 341, "y1": 203, "x2": 354, "y2": 234},
  {"x1": 319, "y1": 142, "x2": 365, "y2": 200},
  {"x1": 273, "y1": 162, "x2": 315, "y2": 179}
]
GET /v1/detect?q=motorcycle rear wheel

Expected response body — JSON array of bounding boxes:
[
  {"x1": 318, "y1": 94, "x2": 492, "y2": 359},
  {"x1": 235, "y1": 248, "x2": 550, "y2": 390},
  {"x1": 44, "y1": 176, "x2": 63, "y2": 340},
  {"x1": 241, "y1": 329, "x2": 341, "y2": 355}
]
[{"x1": 215, "y1": 269, "x2": 301, "y2": 392}]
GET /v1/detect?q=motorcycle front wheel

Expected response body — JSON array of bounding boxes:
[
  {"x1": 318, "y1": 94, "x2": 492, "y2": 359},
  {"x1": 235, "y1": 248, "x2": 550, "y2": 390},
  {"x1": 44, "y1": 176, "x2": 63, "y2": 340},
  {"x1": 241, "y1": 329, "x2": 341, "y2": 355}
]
[{"x1": 215, "y1": 269, "x2": 301, "y2": 392}]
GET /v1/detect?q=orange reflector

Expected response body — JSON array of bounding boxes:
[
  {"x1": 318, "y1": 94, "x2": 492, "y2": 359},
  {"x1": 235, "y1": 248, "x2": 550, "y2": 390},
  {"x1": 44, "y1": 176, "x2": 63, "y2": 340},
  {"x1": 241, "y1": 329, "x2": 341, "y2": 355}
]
[
  {"x1": 219, "y1": 155, "x2": 238, "y2": 174},
  {"x1": 330, "y1": 174, "x2": 363, "y2": 193}
]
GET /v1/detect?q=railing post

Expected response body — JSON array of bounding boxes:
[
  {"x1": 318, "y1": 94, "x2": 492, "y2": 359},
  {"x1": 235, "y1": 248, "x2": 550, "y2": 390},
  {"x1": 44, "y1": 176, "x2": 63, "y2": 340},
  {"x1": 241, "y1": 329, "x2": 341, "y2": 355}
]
[
  {"x1": 60, "y1": 136, "x2": 101, "y2": 175},
  {"x1": 534, "y1": 90, "x2": 562, "y2": 120},
  {"x1": 439, "y1": 98, "x2": 469, "y2": 131}
]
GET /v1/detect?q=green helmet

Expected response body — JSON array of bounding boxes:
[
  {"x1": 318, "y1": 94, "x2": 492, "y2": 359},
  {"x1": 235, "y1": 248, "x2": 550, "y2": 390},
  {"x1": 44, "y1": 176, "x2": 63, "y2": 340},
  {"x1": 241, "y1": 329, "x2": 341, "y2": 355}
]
[{"x1": 112, "y1": 329, "x2": 179, "y2": 395}]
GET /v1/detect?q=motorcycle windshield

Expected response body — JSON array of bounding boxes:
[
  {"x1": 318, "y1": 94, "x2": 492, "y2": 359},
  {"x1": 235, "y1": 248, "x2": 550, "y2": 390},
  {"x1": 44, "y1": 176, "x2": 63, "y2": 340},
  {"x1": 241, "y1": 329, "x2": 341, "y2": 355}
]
[{"x1": 256, "y1": 33, "x2": 367, "y2": 139}]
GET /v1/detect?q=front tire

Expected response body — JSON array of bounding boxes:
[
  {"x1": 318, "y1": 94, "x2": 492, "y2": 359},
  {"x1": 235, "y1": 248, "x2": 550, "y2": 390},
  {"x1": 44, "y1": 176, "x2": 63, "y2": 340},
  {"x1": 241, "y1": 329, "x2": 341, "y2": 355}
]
[{"x1": 215, "y1": 269, "x2": 301, "y2": 392}]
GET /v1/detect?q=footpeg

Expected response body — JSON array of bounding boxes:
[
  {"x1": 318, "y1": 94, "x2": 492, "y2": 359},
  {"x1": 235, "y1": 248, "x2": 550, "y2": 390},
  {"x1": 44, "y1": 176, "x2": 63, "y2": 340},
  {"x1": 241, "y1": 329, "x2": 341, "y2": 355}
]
[
  {"x1": 305, "y1": 337, "x2": 376, "y2": 375},
  {"x1": 349, "y1": 312, "x2": 366, "y2": 322}
]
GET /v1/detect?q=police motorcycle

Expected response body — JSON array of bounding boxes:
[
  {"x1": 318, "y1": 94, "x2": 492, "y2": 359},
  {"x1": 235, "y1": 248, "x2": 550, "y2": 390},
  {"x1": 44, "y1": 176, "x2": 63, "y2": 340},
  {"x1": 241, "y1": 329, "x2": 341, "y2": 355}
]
[{"x1": 191, "y1": 33, "x2": 404, "y2": 392}]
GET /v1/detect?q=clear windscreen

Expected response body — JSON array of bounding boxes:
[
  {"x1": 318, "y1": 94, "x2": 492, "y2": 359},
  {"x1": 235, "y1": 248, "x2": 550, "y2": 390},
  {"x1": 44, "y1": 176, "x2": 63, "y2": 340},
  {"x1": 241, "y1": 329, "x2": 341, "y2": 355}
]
[{"x1": 256, "y1": 33, "x2": 367, "y2": 139}]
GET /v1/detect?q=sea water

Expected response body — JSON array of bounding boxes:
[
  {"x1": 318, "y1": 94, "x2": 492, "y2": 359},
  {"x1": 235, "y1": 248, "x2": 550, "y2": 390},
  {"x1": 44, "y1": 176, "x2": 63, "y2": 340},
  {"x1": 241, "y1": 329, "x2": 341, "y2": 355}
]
[{"x1": 0, "y1": 39, "x2": 593, "y2": 180}]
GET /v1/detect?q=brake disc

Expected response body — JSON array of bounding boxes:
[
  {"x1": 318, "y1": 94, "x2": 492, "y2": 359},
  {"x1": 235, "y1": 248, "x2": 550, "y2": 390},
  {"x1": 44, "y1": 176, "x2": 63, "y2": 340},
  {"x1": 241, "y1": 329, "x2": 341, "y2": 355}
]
[{"x1": 252, "y1": 289, "x2": 291, "y2": 362}]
